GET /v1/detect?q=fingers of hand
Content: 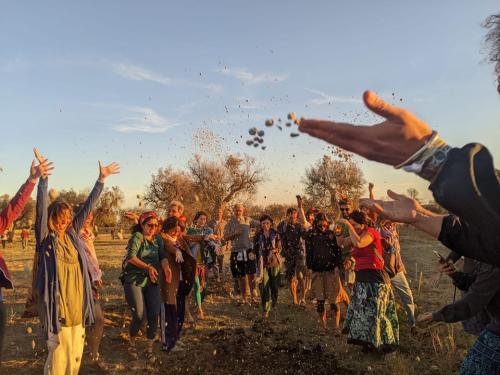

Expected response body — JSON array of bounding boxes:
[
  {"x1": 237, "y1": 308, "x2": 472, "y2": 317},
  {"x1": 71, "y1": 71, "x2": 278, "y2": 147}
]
[
  {"x1": 363, "y1": 90, "x2": 403, "y2": 122},
  {"x1": 387, "y1": 190, "x2": 407, "y2": 201}
]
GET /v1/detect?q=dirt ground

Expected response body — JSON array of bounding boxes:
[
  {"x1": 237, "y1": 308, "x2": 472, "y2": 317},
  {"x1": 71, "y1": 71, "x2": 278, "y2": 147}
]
[{"x1": 1, "y1": 226, "x2": 474, "y2": 374}]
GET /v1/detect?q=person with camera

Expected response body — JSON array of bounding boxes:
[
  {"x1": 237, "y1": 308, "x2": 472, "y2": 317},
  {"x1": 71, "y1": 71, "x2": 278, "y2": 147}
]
[
  {"x1": 417, "y1": 252, "x2": 500, "y2": 374},
  {"x1": 224, "y1": 204, "x2": 259, "y2": 305},
  {"x1": 186, "y1": 211, "x2": 219, "y2": 319}
]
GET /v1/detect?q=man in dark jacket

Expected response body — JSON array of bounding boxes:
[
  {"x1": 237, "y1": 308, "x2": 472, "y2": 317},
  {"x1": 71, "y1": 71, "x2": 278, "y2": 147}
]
[{"x1": 304, "y1": 213, "x2": 343, "y2": 335}]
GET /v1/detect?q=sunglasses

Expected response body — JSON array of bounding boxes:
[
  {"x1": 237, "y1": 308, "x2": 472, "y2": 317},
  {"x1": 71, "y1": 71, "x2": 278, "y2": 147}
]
[
  {"x1": 145, "y1": 223, "x2": 159, "y2": 228},
  {"x1": 340, "y1": 208, "x2": 350, "y2": 212}
]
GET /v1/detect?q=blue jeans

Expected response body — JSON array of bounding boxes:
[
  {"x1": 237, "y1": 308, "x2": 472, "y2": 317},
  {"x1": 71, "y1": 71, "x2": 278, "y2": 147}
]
[
  {"x1": 123, "y1": 282, "x2": 160, "y2": 340},
  {"x1": 460, "y1": 330, "x2": 500, "y2": 375}
]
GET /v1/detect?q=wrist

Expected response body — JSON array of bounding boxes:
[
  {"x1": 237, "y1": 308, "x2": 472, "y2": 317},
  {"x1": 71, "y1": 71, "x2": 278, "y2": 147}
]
[{"x1": 394, "y1": 132, "x2": 452, "y2": 181}]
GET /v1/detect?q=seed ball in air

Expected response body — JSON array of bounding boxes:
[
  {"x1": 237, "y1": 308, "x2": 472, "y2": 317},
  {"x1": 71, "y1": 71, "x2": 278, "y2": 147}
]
[
  {"x1": 277, "y1": 125, "x2": 283, "y2": 131},
  {"x1": 249, "y1": 127, "x2": 257, "y2": 136},
  {"x1": 257, "y1": 130, "x2": 264, "y2": 137},
  {"x1": 286, "y1": 122, "x2": 292, "y2": 127},
  {"x1": 253, "y1": 143, "x2": 259, "y2": 148},
  {"x1": 290, "y1": 133, "x2": 300, "y2": 138},
  {"x1": 257, "y1": 138, "x2": 264, "y2": 144},
  {"x1": 261, "y1": 146, "x2": 266, "y2": 150},
  {"x1": 253, "y1": 136, "x2": 260, "y2": 142},
  {"x1": 287, "y1": 112, "x2": 297, "y2": 121},
  {"x1": 265, "y1": 119, "x2": 274, "y2": 127},
  {"x1": 246, "y1": 140, "x2": 254, "y2": 146}
]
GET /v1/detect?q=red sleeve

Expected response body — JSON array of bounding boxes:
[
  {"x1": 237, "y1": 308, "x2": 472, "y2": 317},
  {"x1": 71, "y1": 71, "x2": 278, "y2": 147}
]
[{"x1": 0, "y1": 179, "x2": 35, "y2": 234}]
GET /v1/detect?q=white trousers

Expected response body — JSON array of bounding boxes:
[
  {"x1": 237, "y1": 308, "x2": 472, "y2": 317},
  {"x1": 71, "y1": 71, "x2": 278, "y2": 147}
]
[{"x1": 44, "y1": 324, "x2": 85, "y2": 375}]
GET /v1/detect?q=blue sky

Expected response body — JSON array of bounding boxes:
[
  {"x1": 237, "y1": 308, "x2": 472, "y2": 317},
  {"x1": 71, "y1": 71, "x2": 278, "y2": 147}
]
[{"x1": 1, "y1": 0, "x2": 499, "y2": 207}]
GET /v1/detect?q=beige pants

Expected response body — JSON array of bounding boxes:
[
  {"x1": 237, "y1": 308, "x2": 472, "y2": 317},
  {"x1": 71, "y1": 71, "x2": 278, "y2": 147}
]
[{"x1": 44, "y1": 324, "x2": 85, "y2": 375}]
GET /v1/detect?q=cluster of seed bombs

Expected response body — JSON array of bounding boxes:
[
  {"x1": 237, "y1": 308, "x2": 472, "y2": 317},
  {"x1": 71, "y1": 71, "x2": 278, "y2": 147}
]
[{"x1": 245, "y1": 112, "x2": 301, "y2": 149}]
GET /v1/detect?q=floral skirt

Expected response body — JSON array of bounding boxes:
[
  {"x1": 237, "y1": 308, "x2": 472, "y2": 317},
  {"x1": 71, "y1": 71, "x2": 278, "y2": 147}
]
[
  {"x1": 342, "y1": 281, "x2": 399, "y2": 350},
  {"x1": 460, "y1": 330, "x2": 500, "y2": 375}
]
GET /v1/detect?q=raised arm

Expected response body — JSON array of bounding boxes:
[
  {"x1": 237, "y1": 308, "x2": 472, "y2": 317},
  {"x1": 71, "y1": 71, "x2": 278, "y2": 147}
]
[
  {"x1": 35, "y1": 177, "x2": 49, "y2": 247},
  {"x1": 72, "y1": 161, "x2": 120, "y2": 233},
  {"x1": 337, "y1": 219, "x2": 374, "y2": 248},
  {"x1": 297, "y1": 196, "x2": 311, "y2": 229},
  {"x1": 1, "y1": 157, "x2": 52, "y2": 234}
]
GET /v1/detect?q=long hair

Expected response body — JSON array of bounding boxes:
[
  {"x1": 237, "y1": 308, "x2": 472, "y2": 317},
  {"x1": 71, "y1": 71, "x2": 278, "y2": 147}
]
[
  {"x1": 47, "y1": 200, "x2": 73, "y2": 232},
  {"x1": 483, "y1": 14, "x2": 500, "y2": 76}
]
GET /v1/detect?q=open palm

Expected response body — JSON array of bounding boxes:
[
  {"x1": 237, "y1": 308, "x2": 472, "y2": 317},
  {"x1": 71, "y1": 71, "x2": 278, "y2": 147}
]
[
  {"x1": 299, "y1": 91, "x2": 433, "y2": 167},
  {"x1": 98, "y1": 161, "x2": 120, "y2": 181},
  {"x1": 359, "y1": 190, "x2": 420, "y2": 224}
]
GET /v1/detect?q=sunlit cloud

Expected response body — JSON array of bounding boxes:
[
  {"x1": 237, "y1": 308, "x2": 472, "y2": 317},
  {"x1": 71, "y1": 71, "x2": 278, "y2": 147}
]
[
  {"x1": 112, "y1": 62, "x2": 223, "y2": 93},
  {"x1": 217, "y1": 67, "x2": 286, "y2": 84},
  {"x1": 306, "y1": 88, "x2": 362, "y2": 105},
  {"x1": 113, "y1": 63, "x2": 173, "y2": 85},
  {"x1": 113, "y1": 106, "x2": 178, "y2": 133}
]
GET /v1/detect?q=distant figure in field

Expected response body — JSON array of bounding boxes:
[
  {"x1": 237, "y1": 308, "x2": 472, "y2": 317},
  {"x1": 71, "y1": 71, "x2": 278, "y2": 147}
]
[{"x1": 21, "y1": 228, "x2": 30, "y2": 250}]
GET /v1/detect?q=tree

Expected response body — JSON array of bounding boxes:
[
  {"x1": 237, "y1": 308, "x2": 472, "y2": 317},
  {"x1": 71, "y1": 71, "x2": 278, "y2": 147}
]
[
  {"x1": 188, "y1": 154, "x2": 265, "y2": 212},
  {"x1": 95, "y1": 186, "x2": 125, "y2": 227},
  {"x1": 302, "y1": 150, "x2": 364, "y2": 216},
  {"x1": 143, "y1": 167, "x2": 199, "y2": 217},
  {"x1": 58, "y1": 189, "x2": 88, "y2": 208}
]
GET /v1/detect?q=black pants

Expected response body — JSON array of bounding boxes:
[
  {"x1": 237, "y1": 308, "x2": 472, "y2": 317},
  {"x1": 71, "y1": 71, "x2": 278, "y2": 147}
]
[{"x1": 161, "y1": 280, "x2": 191, "y2": 351}]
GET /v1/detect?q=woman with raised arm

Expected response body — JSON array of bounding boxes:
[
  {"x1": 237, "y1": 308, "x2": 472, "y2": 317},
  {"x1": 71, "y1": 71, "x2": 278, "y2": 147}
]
[
  {"x1": 36, "y1": 154, "x2": 119, "y2": 375},
  {"x1": 0, "y1": 153, "x2": 52, "y2": 364},
  {"x1": 339, "y1": 210, "x2": 399, "y2": 353}
]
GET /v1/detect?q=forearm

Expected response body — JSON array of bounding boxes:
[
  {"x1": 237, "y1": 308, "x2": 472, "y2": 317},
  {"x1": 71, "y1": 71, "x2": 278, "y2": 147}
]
[
  {"x1": 0, "y1": 179, "x2": 36, "y2": 233},
  {"x1": 346, "y1": 225, "x2": 362, "y2": 247},
  {"x1": 35, "y1": 177, "x2": 49, "y2": 246},
  {"x1": 412, "y1": 212, "x2": 445, "y2": 240},
  {"x1": 298, "y1": 206, "x2": 309, "y2": 228},
  {"x1": 128, "y1": 256, "x2": 155, "y2": 271},
  {"x1": 73, "y1": 181, "x2": 104, "y2": 232}
]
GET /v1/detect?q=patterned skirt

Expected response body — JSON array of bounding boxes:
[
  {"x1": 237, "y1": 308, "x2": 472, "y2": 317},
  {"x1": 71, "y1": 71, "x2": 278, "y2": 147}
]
[
  {"x1": 460, "y1": 330, "x2": 500, "y2": 375},
  {"x1": 342, "y1": 281, "x2": 399, "y2": 350}
]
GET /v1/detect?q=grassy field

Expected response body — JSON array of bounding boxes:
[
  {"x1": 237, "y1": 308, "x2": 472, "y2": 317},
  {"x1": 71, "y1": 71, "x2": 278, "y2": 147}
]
[{"x1": 1, "y1": 226, "x2": 474, "y2": 374}]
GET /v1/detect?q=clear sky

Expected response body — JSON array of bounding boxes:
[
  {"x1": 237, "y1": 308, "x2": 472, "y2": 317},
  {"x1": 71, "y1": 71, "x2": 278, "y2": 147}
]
[{"x1": 1, "y1": 0, "x2": 499, "y2": 207}]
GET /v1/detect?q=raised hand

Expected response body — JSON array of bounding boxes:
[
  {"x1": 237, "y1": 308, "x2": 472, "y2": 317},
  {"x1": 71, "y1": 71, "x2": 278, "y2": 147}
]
[
  {"x1": 299, "y1": 91, "x2": 433, "y2": 166},
  {"x1": 31, "y1": 147, "x2": 54, "y2": 180},
  {"x1": 98, "y1": 161, "x2": 120, "y2": 182},
  {"x1": 33, "y1": 148, "x2": 46, "y2": 164},
  {"x1": 359, "y1": 190, "x2": 421, "y2": 224}
]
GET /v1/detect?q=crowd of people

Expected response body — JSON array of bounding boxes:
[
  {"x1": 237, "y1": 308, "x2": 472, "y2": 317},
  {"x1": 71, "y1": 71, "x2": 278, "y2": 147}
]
[{"x1": 0, "y1": 10, "x2": 498, "y2": 375}]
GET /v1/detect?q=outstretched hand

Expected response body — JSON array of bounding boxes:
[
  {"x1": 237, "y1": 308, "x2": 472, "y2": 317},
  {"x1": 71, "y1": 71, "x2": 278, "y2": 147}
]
[
  {"x1": 299, "y1": 90, "x2": 433, "y2": 166},
  {"x1": 359, "y1": 190, "x2": 422, "y2": 224},
  {"x1": 30, "y1": 148, "x2": 54, "y2": 181},
  {"x1": 98, "y1": 161, "x2": 120, "y2": 182}
]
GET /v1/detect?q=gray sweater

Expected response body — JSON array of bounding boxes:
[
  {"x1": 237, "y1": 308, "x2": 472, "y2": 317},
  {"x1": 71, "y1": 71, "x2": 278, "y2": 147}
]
[{"x1": 433, "y1": 261, "x2": 500, "y2": 334}]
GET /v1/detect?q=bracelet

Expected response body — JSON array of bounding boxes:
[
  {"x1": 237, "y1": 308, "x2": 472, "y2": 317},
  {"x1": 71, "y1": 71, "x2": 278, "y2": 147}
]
[{"x1": 394, "y1": 131, "x2": 452, "y2": 181}]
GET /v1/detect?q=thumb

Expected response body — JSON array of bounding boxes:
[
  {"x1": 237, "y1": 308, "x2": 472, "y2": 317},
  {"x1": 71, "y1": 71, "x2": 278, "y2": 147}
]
[
  {"x1": 363, "y1": 90, "x2": 403, "y2": 121},
  {"x1": 387, "y1": 190, "x2": 408, "y2": 201}
]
